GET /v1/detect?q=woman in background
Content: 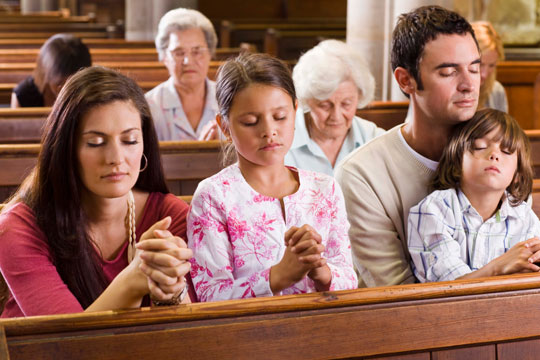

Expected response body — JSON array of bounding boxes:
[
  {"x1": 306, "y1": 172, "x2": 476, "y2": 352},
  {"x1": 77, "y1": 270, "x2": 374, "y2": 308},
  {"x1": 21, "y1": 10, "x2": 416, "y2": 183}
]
[
  {"x1": 285, "y1": 40, "x2": 384, "y2": 176},
  {"x1": 11, "y1": 33, "x2": 92, "y2": 108},
  {"x1": 472, "y1": 21, "x2": 508, "y2": 112},
  {"x1": 146, "y1": 8, "x2": 219, "y2": 141}
]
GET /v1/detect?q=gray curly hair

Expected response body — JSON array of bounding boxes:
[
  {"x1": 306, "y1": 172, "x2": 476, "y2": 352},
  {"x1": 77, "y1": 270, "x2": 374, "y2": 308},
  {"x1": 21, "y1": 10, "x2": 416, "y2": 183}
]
[
  {"x1": 293, "y1": 40, "x2": 375, "y2": 110},
  {"x1": 155, "y1": 8, "x2": 217, "y2": 61}
]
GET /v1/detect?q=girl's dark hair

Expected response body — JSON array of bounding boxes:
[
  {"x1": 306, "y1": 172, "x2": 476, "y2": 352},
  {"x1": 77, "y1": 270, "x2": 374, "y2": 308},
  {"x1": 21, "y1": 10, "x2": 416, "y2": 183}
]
[
  {"x1": 215, "y1": 53, "x2": 296, "y2": 163},
  {"x1": 16, "y1": 66, "x2": 168, "y2": 308},
  {"x1": 34, "y1": 33, "x2": 92, "y2": 93},
  {"x1": 433, "y1": 108, "x2": 533, "y2": 205}
]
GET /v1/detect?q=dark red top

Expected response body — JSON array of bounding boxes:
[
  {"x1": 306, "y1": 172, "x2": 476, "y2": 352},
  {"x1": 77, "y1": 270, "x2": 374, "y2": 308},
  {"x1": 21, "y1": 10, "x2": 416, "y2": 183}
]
[{"x1": 0, "y1": 192, "x2": 189, "y2": 318}]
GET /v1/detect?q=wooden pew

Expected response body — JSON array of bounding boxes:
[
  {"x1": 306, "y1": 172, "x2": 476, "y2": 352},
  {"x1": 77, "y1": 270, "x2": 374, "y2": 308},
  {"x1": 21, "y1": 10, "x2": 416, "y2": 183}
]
[
  {"x1": 0, "y1": 101, "x2": 405, "y2": 144},
  {"x1": 220, "y1": 20, "x2": 345, "y2": 50},
  {"x1": 356, "y1": 100, "x2": 408, "y2": 130},
  {"x1": 0, "y1": 38, "x2": 156, "y2": 50},
  {"x1": 0, "y1": 60, "x2": 224, "y2": 84},
  {"x1": 2, "y1": 274, "x2": 540, "y2": 359},
  {"x1": 0, "y1": 140, "x2": 223, "y2": 202},
  {"x1": 0, "y1": 45, "x2": 254, "y2": 63},
  {"x1": 264, "y1": 28, "x2": 346, "y2": 59},
  {"x1": 497, "y1": 61, "x2": 539, "y2": 130},
  {"x1": 0, "y1": 22, "x2": 107, "y2": 33}
]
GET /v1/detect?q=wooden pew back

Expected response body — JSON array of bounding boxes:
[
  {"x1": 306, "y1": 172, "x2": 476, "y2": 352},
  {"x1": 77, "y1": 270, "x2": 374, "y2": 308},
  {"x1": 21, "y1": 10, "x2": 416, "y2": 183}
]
[
  {"x1": 0, "y1": 45, "x2": 254, "y2": 63},
  {"x1": 264, "y1": 28, "x2": 346, "y2": 59},
  {"x1": 0, "y1": 60, "x2": 223, "y2": 84},
  {"x1": 2, "y1": 274, "x2": 540, "y2": 359},
  {"x1": 0, "y1": 140, "x2": 223, "y2": 202},
  {"x1": 220, "y1": 20, "x2": 345, "y2": 50}
]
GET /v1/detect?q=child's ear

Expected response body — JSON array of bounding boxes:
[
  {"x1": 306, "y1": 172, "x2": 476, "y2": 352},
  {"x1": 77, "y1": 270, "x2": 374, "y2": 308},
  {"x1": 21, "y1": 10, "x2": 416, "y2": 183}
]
[{"x1": 216, "y1": 114, "x2": 231, "y2": 139}]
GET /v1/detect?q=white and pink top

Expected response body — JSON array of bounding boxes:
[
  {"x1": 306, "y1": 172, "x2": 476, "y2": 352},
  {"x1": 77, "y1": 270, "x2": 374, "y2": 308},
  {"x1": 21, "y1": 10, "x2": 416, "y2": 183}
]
[{"x1": 187, "y1": 163, "x2": 357, "y2": 302}]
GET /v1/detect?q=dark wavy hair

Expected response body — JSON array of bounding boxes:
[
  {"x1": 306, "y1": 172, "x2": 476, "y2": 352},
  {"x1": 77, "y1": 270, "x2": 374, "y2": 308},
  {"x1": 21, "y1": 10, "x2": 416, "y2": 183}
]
[
  {"x1": 391, "y1": 5, "x2": 478, "y2": 96},
  {"x1": 14, "y1": 66, "x2": 168, "y2": 308},
  {"x1": 433, "y1": 108, "x2": 533, "y2": 206}
]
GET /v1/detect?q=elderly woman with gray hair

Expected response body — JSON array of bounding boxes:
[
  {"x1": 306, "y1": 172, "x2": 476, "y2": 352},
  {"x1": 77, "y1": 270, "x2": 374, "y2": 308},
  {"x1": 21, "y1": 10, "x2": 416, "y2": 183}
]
[
  {"x1": 145, "y1": 8, "x2": 219, "y2": 141},
  {"x1": 285, "y1": 40, "x2": 385, "y2": 176}
]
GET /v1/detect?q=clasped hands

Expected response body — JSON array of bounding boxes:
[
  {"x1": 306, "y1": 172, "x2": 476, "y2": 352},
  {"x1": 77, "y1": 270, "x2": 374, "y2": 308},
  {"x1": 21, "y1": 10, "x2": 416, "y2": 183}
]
[
  {"x1": 495, "y1": 236, "x2": 540, "y2": 275},
  {"x1": 270, "y1": 225, "x2": 332, "y2": 294},
  {"x1": 135, "y1": 216, "x2": 192, "y2": 302}
]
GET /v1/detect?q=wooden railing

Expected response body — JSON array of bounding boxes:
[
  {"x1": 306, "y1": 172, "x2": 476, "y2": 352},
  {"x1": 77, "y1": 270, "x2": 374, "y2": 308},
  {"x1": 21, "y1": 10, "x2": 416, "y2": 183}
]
[
  {"x1": 0, "y1": 140, "x2": 223, "y2": 201},
  {"x1": 2, "y1": 273, "x2": 540, "y2": 359}
]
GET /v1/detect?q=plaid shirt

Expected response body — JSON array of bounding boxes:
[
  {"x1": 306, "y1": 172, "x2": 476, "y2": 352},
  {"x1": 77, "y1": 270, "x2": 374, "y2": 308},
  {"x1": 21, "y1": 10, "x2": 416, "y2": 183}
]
[{"x1": 407, "y1": 188, "x2": 540, "y2": 282}]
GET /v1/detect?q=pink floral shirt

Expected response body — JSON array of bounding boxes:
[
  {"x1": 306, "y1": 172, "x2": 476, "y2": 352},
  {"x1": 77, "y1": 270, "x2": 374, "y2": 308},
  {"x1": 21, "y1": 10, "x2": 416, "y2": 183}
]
[{"x1": 187, "y1": 163, "x2": 357, "y2": 302}]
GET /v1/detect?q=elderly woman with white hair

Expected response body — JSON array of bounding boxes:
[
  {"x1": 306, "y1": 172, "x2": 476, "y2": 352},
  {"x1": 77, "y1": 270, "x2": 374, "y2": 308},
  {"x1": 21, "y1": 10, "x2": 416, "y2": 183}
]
[
  {"x1": 145, "y1": 8, "x2": 219, "y2": 141},
  {"x1": 285, "y1": 40, "x2": 385, "y2": 176}
]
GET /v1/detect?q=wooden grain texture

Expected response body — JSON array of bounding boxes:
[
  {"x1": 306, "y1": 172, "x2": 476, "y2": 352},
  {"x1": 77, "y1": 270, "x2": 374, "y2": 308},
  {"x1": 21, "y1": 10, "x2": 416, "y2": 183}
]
[
  {"x1": 497, "y1": 338, "x2": 540, "y2": 360},
  {"x1": 0, "y1": 60, "x2": 223, "y2": 84},
  {"x1": 0, "y1": 140, "x2": 222, "y2": 200},
  {"x1": 368, "y1": 352, "x2": 430, "y2": 360},
  {"x1": 3, "y1": 273, "x2": 540, "y2": 337},
  {"x1": 0, "y1": 326, "x2": 9, "y2": 360},
  {"x1": 432, "y1": 345, "x2": 496, "y2": 360},
  {"x1": 5, "y1": 284, "x2": 540, "y2": 359}
]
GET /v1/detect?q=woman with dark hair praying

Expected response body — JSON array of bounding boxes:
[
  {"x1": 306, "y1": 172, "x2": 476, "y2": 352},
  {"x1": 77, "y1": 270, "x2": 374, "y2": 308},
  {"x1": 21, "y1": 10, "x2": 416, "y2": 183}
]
[{"x1": 0, "y1": 66, "x2": 192, "y2": 317}]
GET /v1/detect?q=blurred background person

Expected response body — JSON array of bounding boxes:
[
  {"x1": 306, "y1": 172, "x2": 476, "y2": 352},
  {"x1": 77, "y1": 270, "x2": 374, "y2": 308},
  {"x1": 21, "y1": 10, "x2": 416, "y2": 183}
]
[
  {"x1": 472, "y1": 21, "x2": 508, "y2": 112},
  {"x1": 146, "y1": 8, "x2": 219, "y2": 141},
  {"x1": 286, "y1": 40, "x2": 385, "y2": 176},
  {"x1": 11, "y1": 33, "x2": 91, "y2": 108}
]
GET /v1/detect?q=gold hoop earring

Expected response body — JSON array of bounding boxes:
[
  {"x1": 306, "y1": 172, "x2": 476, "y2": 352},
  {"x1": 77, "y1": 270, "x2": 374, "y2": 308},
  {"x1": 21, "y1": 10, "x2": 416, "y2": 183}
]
[{"x1": 140, "y1": 153, "x2": 148, "y2": 172}]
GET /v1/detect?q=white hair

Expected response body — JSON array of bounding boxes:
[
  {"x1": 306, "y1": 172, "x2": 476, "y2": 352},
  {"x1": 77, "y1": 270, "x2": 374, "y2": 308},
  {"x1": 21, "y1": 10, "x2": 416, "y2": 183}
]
[
  {"x1": 292, "y1": 40, "x2": 375, "y2": 110},
  {"x1": 155, "y1": 8, "x2": 217, "y2": 61}
]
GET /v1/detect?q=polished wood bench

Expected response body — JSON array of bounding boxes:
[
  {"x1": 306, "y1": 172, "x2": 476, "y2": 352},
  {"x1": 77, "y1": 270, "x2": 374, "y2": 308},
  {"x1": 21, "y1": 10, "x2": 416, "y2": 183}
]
[
  {"x1": 0, "y1": 45, "x2": 254, "y2": 63},
  {"x1": 2, "y1": 274, "x2": 540, "y2": 359},
  {"x1": 0, "y1": 140, "x2": 222, "y2": 201},
  {"x1": 0, "y1": 60, "x2": 224, "y2": 84},
  {"x1": 0, "y1": 101, "x2": 404, "y2": 144},
  {"x1": 0, "y1": 38, "x2": 155, "y2": 49},
  {"x1": 356, "y1": 100, "x2": 408, "y2": 130},
  {"x1": 220, "y1": 20, "x2": 345, "y2": 51},
  {"x1": 264, "y1": 28, "x2": 346, "y2": 60}
]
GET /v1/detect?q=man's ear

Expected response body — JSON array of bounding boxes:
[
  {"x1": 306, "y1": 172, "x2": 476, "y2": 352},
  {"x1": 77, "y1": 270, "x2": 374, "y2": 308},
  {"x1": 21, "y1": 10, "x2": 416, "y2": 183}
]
[
  {"x1": 394, "y1": 67, "x2": 417, "y2": 95},
  {"x1": 216, "y1": 114, "x2": 230, "y2": 139}
]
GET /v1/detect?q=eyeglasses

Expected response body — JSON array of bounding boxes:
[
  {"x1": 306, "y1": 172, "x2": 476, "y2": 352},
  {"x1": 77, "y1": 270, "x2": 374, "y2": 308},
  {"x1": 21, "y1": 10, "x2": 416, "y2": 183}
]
[{"x1": 167, "y1": 46, "x2": 209, "y2": 61}]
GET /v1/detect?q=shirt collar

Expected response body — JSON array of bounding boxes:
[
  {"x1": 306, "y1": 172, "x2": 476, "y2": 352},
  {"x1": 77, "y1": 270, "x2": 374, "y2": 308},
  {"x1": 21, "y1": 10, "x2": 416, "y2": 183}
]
[
  {"x1": 290, "y1": 107, "x2": 359, "y2": 150},
  {"x1": 204, "y1": 79, "x2": 219, "y2": 115},
  {"x1": 290, "y1": 108, "x2": 311, "y2": 150},
  {"x1": 161, "y1": 77, "x2": 218, "y2": 114},
  {"x1": 457, "y1": 189, "x2": 518, "y2": 222}
]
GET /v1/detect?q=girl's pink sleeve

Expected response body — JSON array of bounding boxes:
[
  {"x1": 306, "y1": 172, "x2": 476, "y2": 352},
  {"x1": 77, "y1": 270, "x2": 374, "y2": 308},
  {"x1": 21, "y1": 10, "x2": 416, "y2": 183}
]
[
  {"x1": 187, "y1": 182, "x2": 273, "y2": 302},
  {"x1": 0, "y1": 205, "x2": 83, "y2": 317},
  {"x1": 324, "y1": 181, "x2": 358, "y2": 291}
]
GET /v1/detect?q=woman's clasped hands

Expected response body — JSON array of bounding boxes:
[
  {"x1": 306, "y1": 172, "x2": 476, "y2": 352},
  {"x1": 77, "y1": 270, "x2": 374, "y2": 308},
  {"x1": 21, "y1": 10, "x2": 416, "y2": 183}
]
[{"x1": 134, "y1": 216, "x2": 193, "y2": 303}]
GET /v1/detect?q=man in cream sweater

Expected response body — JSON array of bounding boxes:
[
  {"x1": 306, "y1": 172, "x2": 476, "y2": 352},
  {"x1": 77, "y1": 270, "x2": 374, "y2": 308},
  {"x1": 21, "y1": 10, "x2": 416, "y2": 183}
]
[{"x1": 335, "y1": 5, "x2": 481, "y2": 287}]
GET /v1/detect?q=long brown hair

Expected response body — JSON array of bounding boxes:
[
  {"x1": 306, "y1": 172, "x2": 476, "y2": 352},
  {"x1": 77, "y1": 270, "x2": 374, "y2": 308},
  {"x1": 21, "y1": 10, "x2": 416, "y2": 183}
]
[
  {"x1": 14, "y1": 66, "x2": 168, "y2": 308},
  {"x1": 433, "y1": 108, "x2": 532, "y2": 205}
]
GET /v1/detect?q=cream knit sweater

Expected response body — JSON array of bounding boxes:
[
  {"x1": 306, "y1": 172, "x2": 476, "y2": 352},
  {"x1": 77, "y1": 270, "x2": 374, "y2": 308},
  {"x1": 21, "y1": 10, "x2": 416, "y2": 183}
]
[{"x1": 335, "y1": 125, "x2": 435, "y2": 287}]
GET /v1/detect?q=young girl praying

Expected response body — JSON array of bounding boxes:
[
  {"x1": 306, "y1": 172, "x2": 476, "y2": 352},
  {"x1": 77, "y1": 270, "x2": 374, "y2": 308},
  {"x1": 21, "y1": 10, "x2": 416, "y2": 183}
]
[
  {"x1": 408, "y1": 108, "x2": 540, "y2": 282},
  {"x1": 187, "y1": 53, "x2": 357, "y2": 301}
]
